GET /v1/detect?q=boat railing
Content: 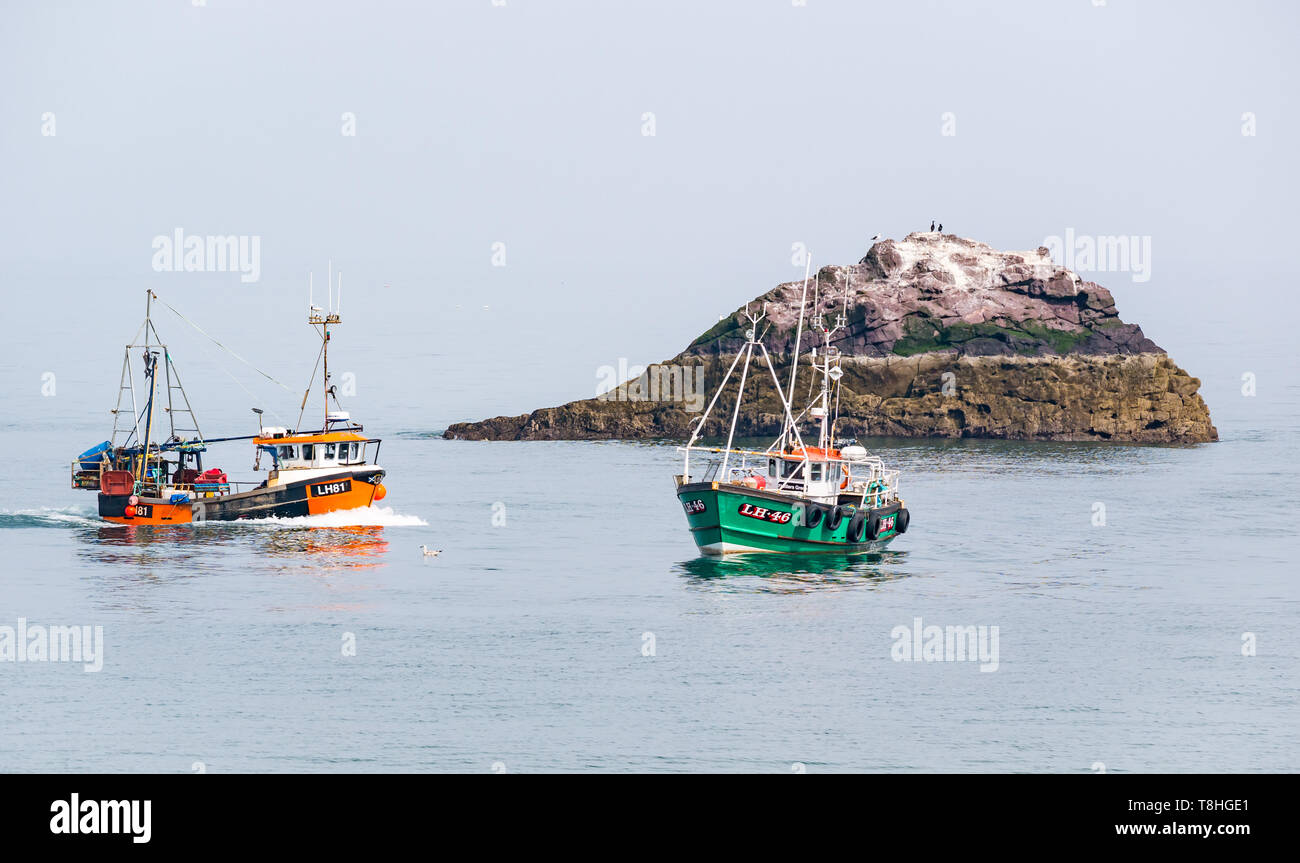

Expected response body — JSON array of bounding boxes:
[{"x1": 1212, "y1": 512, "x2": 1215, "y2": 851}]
[
  {"x1": 71, "y1": 461, "x2": 263, "y2": 498},
  {"x1": 677, "y1": 445, "x2": 901, "y2": 507},
  {"x1": 843, "y1": 464, "x2": 901, "y2": 508},
  {"x1": 681, "y1": 451, "x2": 814, "y2": 496},
  {"x1": 70, "y1": 459, "x2": 108, "y2": 490},
  {"x1": 156, "y1": 480, "x2": 260, "y2": 497},
  {"x1": 676, "y1": 448, "x2": 762, "y2": 486}
]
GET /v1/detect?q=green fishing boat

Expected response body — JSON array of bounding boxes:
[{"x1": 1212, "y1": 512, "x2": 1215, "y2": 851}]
[{"x1": 674, "y1": 262, "x2": 911, "y2": 555}]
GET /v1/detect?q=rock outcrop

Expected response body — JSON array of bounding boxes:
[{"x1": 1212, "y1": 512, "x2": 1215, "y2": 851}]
[{"x1": 446, "y1": 233, "x2": 1217, "y2": 443}]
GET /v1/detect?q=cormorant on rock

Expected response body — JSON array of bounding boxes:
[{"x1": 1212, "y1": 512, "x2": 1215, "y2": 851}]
[
  {"x1": 930, "y1": 221, "x2": 935, "y2": 231},
  {"x1": 938, "y1": 223, "x2": 943, "y2": 233}
]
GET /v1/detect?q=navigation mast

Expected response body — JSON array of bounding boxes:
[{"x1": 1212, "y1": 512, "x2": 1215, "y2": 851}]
[
  {"x1": 308, "y1": 266, "x2": 343, "y2": 431},
  {"x1": 808, "y1": 268, "x2": 850, "y2": 450}
]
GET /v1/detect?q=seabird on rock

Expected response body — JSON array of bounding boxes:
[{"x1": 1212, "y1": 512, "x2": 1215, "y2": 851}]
[
  {"x1": 870, "y1": 234, "x2": 881, "y2": 242},
  {"x1": 938, "y1": 223, "x2": 943, "y2": 233},
  {"x1": 930, "y1": 221, "x2": 935, "y2": 231}
]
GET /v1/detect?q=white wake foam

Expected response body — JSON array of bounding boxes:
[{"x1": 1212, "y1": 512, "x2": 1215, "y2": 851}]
[
  {"x1": 242, "y1": 505, "x2": 428, "y2": 528},
  {"x1": 0, "y1": 506, "x2": 102, "y2": 528},
  {"x1": 0, "y1": 504, "x2": 426, "y2": 530}
]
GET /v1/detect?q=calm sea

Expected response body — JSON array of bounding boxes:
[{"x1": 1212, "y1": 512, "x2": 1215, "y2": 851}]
[{"x1": 1, "y1": 334, "x2": 1296, "y2": 773}]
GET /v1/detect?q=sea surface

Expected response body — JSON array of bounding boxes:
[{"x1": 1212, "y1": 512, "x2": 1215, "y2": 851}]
[{"x1": 1, "y1": 333, "x2": 1297, "y2": 773}]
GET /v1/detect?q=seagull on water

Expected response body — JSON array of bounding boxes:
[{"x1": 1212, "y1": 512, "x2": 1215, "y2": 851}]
[{"x1": 419, "y1": 545, "x2": 442, "y2": 557}]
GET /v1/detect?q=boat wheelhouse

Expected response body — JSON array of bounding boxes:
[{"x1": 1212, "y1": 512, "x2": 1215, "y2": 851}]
[
  {"x1": 675, "y1": 259, "x2": 910, "y2": 555},
  {"x1": 72, "y1": 276, "x2": 388, "y2": 524}
]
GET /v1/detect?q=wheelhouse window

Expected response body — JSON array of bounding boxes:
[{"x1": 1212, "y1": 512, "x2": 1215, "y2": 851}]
[
  {"x1": 768, "y1": 458, "x2": 777, "y2": 478},
  {"x1": 811, "y1": 463, "x2": 823, "y2": 482},
  {"x1": 301, "y1": 443, "x2": 315, "y2": 460},
  {"x1": 277, "y1": 445, "x2": 297, "y2": 461},
  {"x1": 324, "y1": 443, "x2": 337, "y2": 461}
]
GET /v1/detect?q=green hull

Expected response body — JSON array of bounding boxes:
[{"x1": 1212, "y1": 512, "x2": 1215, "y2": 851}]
[{"x1": 677, "y1": 481, "x2": 905, "y2": 555}]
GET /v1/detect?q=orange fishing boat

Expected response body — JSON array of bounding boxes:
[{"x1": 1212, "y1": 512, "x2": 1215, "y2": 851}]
[{"x1": 72, "y1": 277, "x2": 388, "y2": 524}]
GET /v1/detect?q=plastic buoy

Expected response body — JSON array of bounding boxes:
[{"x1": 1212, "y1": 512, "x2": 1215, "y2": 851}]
[
  {"x1": 128, "y1": 495, "x2": 139, "y2": 506},
  {"x1": 373, "y1": 483, "x2": 387, "y2": 501},
  {"x1": 123, "y1": 506, "x2": 134, "y2": 517}
]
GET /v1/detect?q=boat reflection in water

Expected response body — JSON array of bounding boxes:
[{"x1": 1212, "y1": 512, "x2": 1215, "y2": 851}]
[
  {"x1": 673, "y1": 548, "x2": 909, "y2": 594},
  {"x1": 79, "y1": 523, "x2": 389, "y2": 573}
]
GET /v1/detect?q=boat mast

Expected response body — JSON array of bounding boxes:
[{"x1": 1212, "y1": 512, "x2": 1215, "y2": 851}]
[
  {"x1": 138, "y1": 289, "x2": 159, "y2": 482},
  {"x1": 678, "y1": 302, "x2": 811, "y2": 484},
  {"x1": 820, "y1": 269, "x2": 849, "y2": 450},
  {"x1": 680, "y1": 338, "x2": 752, "y2": 483},
  {"x1": 111, "y1": 348, "x2": 142, "y2": 451},
  {"x1": 782, "y1": 256, "x2": 812, "y2": 450},
  {"x1": 309, "y1": 265, "x2": 342, "y2": 431},
  {"x1": 323, "y1": 261, "x2": 330, "y2": 429},
  {"x1": 818, "y1": 329, "x2": 833, "y2": 452},
  {"x1": 718, "y1": 304, "x2": 765, "y2": 480}
]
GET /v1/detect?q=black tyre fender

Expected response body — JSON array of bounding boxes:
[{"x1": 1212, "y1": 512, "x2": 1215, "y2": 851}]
[
  {"x1": 865, "y1": 512, "x2": 882, "y2": 540},
  {"x1": 896, "y1": 508, "x2": 910, "y2": 534},
  {"x1": 804, "y1": 504, "x2": 824, "y2": 529},
  {"x1": 825, "y1": 505, "x2": 846, "y2": 531},
  {"x1": 847, "y1": 511, "x2": 866, "y2": 543}
]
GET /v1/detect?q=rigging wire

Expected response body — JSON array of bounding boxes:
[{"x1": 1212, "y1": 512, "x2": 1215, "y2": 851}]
[
  {"x1": 215, "y1": 357, "x2": 289, "y2": 427},
  {"x1": 156, "y1": 297, "x2": 294, "y2": 393},
  {"x1": 295, "y1": 338, "x2": 326, "y2": 432},
  {"x1": 154, "y1": 294, "x2": 295, "y2": 428},
  {"x1": 173, "y1": 314, "x2": 291, "y2": 428}
]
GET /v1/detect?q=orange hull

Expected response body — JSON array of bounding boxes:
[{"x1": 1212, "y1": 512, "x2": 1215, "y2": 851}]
[
  {"x1": 99, "y1": 469, "x2": 384, "y2": 525},
  {"x1": 305, "y1": 477, "x2": 380, "y2": 516},
  {"x1": 104, "y1": 501, "x2": 195, "y2": 526}
]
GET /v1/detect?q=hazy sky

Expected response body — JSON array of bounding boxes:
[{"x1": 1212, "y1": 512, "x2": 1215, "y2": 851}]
[{"x1": 2, "y1": 0, "x2": 1296, "y2": 429}]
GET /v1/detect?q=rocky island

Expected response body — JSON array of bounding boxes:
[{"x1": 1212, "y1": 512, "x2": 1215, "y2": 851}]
[{"x1": 445, "y1": 233, "x2": 1217, "y2": 443}]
